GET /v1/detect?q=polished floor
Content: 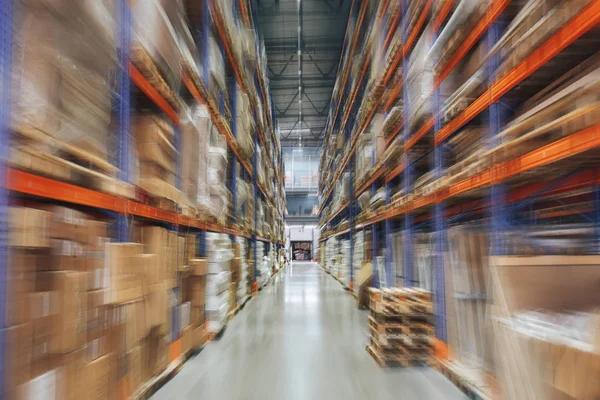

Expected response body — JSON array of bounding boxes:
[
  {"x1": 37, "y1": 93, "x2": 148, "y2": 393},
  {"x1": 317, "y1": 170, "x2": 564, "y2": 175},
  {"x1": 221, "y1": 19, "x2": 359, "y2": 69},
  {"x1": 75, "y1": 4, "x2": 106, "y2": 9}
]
[{"x1": 152, "y1": 262, "x2": 467, "y2": 400}]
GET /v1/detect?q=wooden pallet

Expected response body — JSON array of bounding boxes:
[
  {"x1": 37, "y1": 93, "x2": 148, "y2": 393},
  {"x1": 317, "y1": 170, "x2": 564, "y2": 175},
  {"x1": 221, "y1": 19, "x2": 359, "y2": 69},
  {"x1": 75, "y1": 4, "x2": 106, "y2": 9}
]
[
  {"x1": 131, "y1": 47, "x2": 181, "y2": 111},
  {"x1": 368, "y1": 315, "x2": 434, "y2": 336},
  {"x1": 437, "y1": 360, "x2": 493, "y2": 400},
  {"x1": 366, "y1": 345, "x2": 432, "y2": 368},
  {"x1": 132, "y1": 344, "x2": 204, "y2": 400},
  {"x1": 10, "y1": 139, "x2": 135, "y2": 199}
]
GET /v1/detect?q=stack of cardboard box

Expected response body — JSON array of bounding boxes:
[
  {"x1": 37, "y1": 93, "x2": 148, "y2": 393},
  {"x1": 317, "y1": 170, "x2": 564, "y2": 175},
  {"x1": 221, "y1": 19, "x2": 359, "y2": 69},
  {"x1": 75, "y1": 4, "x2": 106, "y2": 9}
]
[
  {"x1": 134, "y1": 115, "x2": 182, "y2": 207},
  {"x1": 3, "y1": 206, "x2": 210, "y2": 399}
]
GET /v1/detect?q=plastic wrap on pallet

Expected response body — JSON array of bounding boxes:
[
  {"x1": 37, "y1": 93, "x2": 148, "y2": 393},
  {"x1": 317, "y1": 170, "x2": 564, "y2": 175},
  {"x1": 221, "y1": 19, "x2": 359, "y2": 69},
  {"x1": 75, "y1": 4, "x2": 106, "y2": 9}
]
[
  {"x1": 406, "y1": 23, "x2": 434, "y2": 125},
  {"x1": 132, "y1": 0, "x2": 184, "y2": 91}
]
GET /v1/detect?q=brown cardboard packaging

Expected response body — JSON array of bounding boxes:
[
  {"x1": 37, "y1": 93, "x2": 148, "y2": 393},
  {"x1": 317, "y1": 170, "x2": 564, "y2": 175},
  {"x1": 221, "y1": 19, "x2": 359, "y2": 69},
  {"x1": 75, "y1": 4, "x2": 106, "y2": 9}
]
[
  {"x1": 141, "y1": 225, "x2": 167, "y2": 280},
  {"x1": 355, "y1": 262, "x2": 373, "y2": 308},
  {"x1": 9, "y1": 207, "x2": 51, "y2": 248},
  {"x1": 86, "y1": 220, "x2": 108, "y2": 244},
  {"x1": 181, "y1": 326, "x2": 192, "y2": 355},
  {"x1": 228, "y1": 282, "x2": 237, "y2": 311},
  {"x1": 191, "y1": 306, "x2": 205, "y2": 327},
  {"x1": 190, "y1": 258, "x2": 208, "y2": 276},
  {"x1": 105, "y1": 243, "x2": 144, "y2": 304},
  {"x1": 143, "y1": 330, "x2": 169, "y2": 381},
  {"x1": 177, "y1": 235, "x2": 186, "y2": 270},
  {"x1": 127, "y1": 346, "x2": 143, "y2": 395},
  {"x1": 231, "y1": 257, "x2": 242, "y2": 283},
  {"x1": 5, "y1": 249, "x2": 36, "y2": 326},
  {"x1": 192, "y1": 325, "x2": 204, "y2": 349},
  {"x1": 48, "y1": 347, "x2": 85, "y2": 400},
  {"x1": 185, "y1": 234, "x2": 196, "y2": 264},
  {"x1": 141, "y1": 253, "x2": 158, "y2": 295},
  {"x1": 82, "y1": 353, "x2": 114, "y2": 400},
  {"x1": 145, "y1": 282, "x2": 169, "y2": 336},
  {"x1": 2, "y1": 323, "x2": 33, "y2": 399},
  {"x1": 233, "y1": 242, "x2": 241, "y2": 258},
  {"x1": 184, "y1": 276, "x2": 207, "y2": 307},
  {"x1": 36, "y1": 271, "x2": 87, "y2": 354},
  {"x1": 167, "y1": 230, "x2": 177, "y2": 287}
]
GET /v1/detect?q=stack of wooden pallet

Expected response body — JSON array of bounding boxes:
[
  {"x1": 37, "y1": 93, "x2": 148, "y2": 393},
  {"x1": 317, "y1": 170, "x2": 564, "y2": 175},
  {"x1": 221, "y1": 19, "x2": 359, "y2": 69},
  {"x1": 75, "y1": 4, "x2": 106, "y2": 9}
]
[{"x1": 366, "y1": 287, "x2": 434, "y2": 367}]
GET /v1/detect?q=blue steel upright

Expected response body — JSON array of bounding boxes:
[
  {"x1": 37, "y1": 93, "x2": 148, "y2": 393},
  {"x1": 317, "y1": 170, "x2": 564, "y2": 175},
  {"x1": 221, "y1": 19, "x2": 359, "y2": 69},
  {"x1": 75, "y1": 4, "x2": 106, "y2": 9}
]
[
  {"x1": 401, "y1": 0, "x2": 413, "y2": 287},
  {"x1": 0, "y1": 0, "x2": 12, "y2": 394},
  {"x1": 117, "y1": 0, "x2": 132, "y2": 242},
  {"x1": 432, "y1": 5, "x2": 447, "y2": 342}
]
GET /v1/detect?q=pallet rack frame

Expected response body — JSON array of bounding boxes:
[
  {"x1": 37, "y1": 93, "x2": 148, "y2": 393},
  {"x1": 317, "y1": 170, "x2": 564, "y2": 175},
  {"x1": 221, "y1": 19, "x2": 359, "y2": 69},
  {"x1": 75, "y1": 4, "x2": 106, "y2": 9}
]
[
  {"x1": 319, "y1": 0, "x2": 600, "y2": 372},
  {"x1": 0, "y1": 0, "x2": 286, "y2": 383}
]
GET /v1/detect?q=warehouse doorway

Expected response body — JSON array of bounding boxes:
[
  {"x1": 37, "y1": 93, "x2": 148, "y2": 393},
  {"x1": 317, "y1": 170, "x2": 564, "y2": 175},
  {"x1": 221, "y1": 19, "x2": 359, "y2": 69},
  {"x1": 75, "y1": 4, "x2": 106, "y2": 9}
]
[{"x1": 291, "y1": 241, "x2": 312, "y2": 261}]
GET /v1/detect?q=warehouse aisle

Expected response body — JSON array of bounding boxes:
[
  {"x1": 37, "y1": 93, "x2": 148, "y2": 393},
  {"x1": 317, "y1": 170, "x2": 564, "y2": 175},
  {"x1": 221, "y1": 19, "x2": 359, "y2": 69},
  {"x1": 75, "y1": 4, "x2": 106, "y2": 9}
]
[{"x1": 152, "y1": 262, "x2": 467, "y2": 400}]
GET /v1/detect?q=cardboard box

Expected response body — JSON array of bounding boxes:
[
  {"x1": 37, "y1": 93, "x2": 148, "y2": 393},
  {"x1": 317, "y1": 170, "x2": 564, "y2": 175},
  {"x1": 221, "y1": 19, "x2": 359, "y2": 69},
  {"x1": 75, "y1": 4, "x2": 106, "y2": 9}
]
[
  {"x1": 2, "y1": 323, "x2": 33, "y2": 398},
  {"x1": 192, "y1": 325, "x2": 204, "y2": 349},
  {"x1": 184, "y1": 276, "x2": 207, "y2": 307},
  {"x1": 177, "y1": 235, "x2": 185, "y2": 270},
  {"x1": 167, "y1": 230, "x2": 177, "y2": 287},
  {"x1": 191, "y1": 306, "x2": 204, "y2": 327},
  {"x1": 6, "y1": 249, "x2": 36, "y2": 326},
  {"x1": 231, "y1": 257, "x2": 242, "y2": 283},
  {"x1": 127, "y1": 346, "x2": 143, "y2": 395},
  {"x1": 17, "y1": 369, "x2": 65, "y2": 400},
  {"x1": 141, "y1": 225, "x2": 167, "y2": 280},
  {"x1": 145, "y1": 282, "x2": 169, "y2": 336},
  {"x1": 185, "y1": 234, "x2": 196, "y2": 264},
  {"x1": 355, "y1": 262, "x2": 373, "y2": 308},
  {"x1": 48, "y1": 347, "x2": 85, "y2": 400},
  {"x1": 233, "y1": 242, "x2": 241, "y2": 258},
  {"x1": 143, "y1": 331, "x2": 168, "y2": 381},
  {"x1": 82, "y1": 353, "x2": 114, "y2": 400},
  {"x1": 105, "y1": 243, "x2": 143, "y2": 304},
  {"x1": 36, "y1": 271, "x2": 87, "y2": 354},
  {"x1": 190, "y1": 258, "x2": 208, "y2": 276},
  {"x1": 141, "y1": 253, "x2": 158, "y2": 295},
  {"x1": 9, "y1": 207, "x2": 51, "y2": 248},
  {"x1": 228, "y1": 282, "x2": 237, "y2": 311},
  {"x1": 181, "y1": 326, "x2": 192, "y2": 355}
]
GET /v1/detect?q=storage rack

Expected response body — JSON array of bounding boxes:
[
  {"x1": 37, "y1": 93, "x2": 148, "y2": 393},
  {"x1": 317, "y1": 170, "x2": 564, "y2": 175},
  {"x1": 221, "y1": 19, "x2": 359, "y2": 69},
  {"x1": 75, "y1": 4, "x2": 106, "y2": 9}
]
[
  {"x1": 319, "y1": 0, "x2": 600, "y2": 396},
  {"x1": 0, "y1": 0, "x2": 285, "y2": 388}
]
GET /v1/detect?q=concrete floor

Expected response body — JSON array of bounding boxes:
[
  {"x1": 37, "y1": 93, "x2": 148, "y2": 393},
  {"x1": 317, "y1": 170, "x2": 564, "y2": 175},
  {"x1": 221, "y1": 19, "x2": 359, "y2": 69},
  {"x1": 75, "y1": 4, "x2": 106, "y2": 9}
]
[{"x1": 152, "y1": 262, "x2": 467, "y2": 400}]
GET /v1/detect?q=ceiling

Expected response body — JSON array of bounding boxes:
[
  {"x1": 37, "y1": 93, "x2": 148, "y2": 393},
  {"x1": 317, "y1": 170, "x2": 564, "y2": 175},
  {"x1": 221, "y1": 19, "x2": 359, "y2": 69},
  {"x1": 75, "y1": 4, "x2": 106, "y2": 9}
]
[{"x1": 256, "y1": 0, "x2": 351, "y2": 150}]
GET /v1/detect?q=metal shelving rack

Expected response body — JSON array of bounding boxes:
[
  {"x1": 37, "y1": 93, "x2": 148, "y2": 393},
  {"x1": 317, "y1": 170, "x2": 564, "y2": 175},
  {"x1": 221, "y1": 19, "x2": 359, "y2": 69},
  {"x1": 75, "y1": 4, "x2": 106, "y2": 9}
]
[
  {"x1": 319, "y1": 0, "x2": 600, "y2": 382},
  {"x1": 1, "y1": 0, "x2": 286, "y2": 380}
]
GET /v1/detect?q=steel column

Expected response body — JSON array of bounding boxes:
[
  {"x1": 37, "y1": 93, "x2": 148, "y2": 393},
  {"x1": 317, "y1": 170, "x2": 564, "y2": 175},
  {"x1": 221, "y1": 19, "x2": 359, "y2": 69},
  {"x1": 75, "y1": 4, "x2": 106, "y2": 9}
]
[
  {"x1": 0, "y1": 0, "x2": 12, "y2": 393},
  {"x1": 117, "y1": 0, "x2": 131, "y2": 242}
]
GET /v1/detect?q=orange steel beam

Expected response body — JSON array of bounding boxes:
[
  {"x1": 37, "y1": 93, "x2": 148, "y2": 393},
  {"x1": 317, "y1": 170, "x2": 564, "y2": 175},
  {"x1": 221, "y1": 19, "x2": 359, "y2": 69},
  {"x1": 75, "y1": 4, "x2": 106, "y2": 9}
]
[
  {"x1": 383, "y1": 46, "x2": 403, "y2": 86},
  {"x1": 384, "y1": 77, "x2": 404, "y2": 112},
  {"x1": 130, "y1": 64, "x2": 179, "y2": 125},
  {"x1": 385, "y1": 159, "x2": 407, "y2": 183},
  {"x1": 356, "y1": 166, "x2": 386, "y2": 196},
  {"x1": 384, "y1": 4, "x2": 402, "y2": 50},
  {"x1": 385, "y1": 120, "x2": 405, "y2": 148},
  {"x1": 405, "y1": 118, "x2": 434, "y2": 151},
  {"x1": 434, "y1": 0, "x2": 510, "y2": 87},
  {"x1": 496, "y1": 124, "x2": 600, "y2": 181},
  {"x1": 126, "y1": 201, "x2": 179, "y2": 224},
  {"x1": 433, "y1": 0, "x2": 455, "y2": 33},
  {"x1": 7, "y1": 168, "x2": 126, "y2": 212},
  {"x1": 436, "y1": 1, "x2": 600, "y2": 145},
  {"x1": 403, "y1": 0, "x2": 433, "y2": 56}
]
